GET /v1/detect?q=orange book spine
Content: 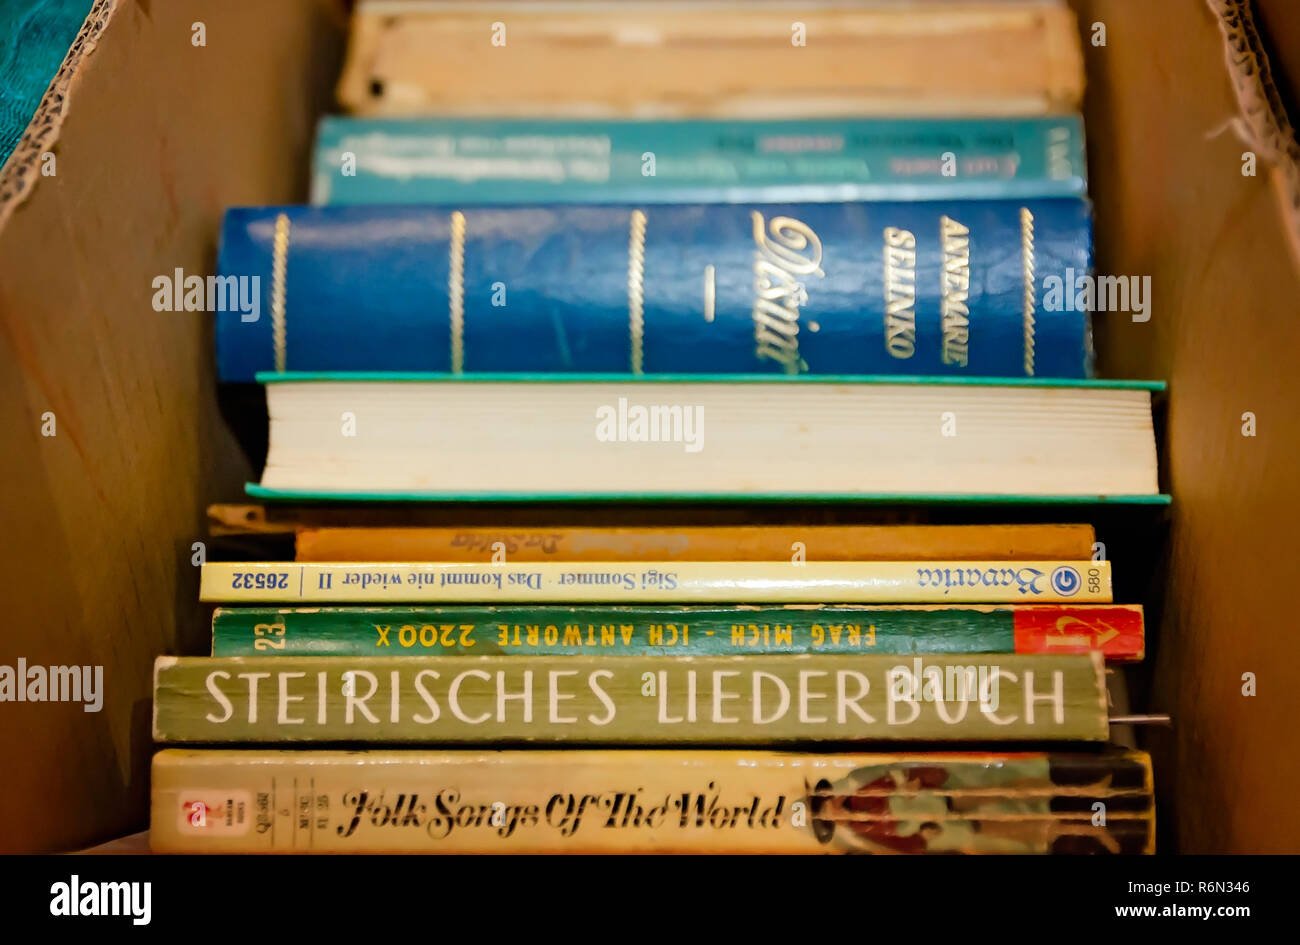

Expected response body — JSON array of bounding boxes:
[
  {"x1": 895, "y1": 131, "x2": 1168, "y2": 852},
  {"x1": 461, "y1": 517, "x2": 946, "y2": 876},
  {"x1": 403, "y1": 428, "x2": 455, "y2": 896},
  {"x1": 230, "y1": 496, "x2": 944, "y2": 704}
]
[{"x1": 295, "y1": 524, "x2": 1096, "y2": 563}]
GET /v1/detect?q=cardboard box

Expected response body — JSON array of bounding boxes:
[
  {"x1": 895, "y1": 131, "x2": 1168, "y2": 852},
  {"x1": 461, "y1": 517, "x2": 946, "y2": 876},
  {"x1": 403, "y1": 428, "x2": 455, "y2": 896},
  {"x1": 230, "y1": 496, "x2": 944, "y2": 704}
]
[{"x1": 0, "y1": 0, "x2": 1298, "y2": 854}]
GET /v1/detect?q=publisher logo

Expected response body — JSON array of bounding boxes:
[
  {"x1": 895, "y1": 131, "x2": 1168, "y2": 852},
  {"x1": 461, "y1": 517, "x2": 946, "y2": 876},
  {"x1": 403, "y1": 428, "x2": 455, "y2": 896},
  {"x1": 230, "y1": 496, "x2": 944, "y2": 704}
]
[
  {"x1": 179, "y1": 791, "x2": 252, "y2": 835},
  {"x1": 183, "y1": 800, "x2": 212, "y2": 826},
  {"x1": 1050, "y1": 566, "x2": 1082, "y2": 596}
]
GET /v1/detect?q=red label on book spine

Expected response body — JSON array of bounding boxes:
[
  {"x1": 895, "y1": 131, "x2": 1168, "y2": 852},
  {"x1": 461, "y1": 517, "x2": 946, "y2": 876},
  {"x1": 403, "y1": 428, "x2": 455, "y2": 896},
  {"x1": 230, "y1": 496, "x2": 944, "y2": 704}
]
[{"x1": 1014, "y1": 607, "x2": 1144, "y2": 660}]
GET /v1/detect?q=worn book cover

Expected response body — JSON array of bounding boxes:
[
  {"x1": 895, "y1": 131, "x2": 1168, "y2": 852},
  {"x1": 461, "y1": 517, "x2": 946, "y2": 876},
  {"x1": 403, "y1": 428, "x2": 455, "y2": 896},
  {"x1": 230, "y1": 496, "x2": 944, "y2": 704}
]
[
  {"x1": 336, "y1": 1, "x2": 1084, "y2": 119},
  {"x1": 150, "y1": 747, "x2": 1152, "y2": 853},
  {"x1": 217, "y1": 200, "x2": 1093, "y2": 380},
  {"x1": 210, "y1": 507, "x2": 1107, "y2": 542},
  {"x1": 210, "y1": 603, "x2": 1144, "y2": 661},
  {"x1": 151, "y1": 652, "x2": 1110, "y2": 744}
]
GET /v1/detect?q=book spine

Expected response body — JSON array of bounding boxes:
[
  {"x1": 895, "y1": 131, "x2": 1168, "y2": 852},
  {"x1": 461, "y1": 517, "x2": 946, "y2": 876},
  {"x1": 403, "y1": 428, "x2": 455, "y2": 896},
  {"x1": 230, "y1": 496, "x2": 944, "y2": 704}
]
[
  {"x1": 151, "y1": 652, "x2": 1110, "y2": 744},
  {"x1": 215, "y1": 199, "x2": 1092, "y2": 382},
  {"x1": 293, "y1": 523, "x2": 1098, "y2": 562},
  {"x1": 198, "y1": 560, "x2": 1113, "y2": 604},
  {"x1": 150, "y1": 748, "x2": 1152, "y2": 853},
  {"x1": 310, "y1": 116, "x2": 1087, "y2": 206},
  {"x1": 337, "y1": 4, "x2": 1083, "y2": 119},
  {"x1": 210, "y1": 604, "x2": 1144, "y2": 661}
]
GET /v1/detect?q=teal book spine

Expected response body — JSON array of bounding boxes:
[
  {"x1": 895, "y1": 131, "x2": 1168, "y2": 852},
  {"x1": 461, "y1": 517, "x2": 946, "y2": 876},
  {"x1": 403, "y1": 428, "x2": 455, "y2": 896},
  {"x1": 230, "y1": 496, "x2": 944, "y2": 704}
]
[
  {"x1": 311, "y1": 115, "x2": 1087, "y2": 205},
  {"x1": 210, "y1": 604, "x2": 1145, "y2": 660}
]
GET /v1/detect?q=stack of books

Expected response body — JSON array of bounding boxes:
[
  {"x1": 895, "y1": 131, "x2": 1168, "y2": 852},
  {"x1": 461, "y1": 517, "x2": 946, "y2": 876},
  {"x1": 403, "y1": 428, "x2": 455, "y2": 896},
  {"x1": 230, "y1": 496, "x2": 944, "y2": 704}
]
[{"x1": 150, "y1": 0, "x2": 1165, "y2": 854}]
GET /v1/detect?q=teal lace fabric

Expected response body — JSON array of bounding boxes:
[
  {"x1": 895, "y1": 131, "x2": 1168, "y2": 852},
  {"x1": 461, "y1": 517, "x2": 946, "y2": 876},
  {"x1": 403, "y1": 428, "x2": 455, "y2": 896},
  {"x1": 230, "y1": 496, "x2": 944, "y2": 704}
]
[{"x1": 0, "y1": 0, "x2": 93, "y2": 169}]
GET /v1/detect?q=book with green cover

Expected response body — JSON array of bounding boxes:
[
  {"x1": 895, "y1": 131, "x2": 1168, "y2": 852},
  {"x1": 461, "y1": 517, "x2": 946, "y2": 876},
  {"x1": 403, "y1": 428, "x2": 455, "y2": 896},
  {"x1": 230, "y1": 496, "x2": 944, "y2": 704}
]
[
  {"x1": 211, "y1": 604, "x2": 1145, "y2": 661},
  {"x1": 151, "y1": 652, "x2": 1110, "y2": 744},
  {"x1": 310, "y1": 115, "x2": 1089, "y2": 205}
]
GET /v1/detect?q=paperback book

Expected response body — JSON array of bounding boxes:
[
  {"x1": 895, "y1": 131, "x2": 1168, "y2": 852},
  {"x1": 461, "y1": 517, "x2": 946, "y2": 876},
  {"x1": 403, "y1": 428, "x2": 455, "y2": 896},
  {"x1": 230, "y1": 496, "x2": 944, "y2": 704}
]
[
  {"x1": 198, "y1": 560, "x2": 1115, "y2": 604},
  {"x1": 210, "y1": 603, "x2": 1144, "y2": 660},
  {"x1": 292, "y1": 522, "x2": 1099, "y2": 562},
  {"x1": 151, "y1": 747, "x2": 1152, "y2": 853}
]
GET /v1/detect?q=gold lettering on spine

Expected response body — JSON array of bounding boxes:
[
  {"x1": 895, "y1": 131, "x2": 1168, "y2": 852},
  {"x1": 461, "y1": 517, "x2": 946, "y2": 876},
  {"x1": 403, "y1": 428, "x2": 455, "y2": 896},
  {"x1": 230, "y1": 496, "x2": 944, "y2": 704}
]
[
  {"x1": 270, "y1": 213, "x2": 290, "y2": 373},
  {"x1": 939, "y1": 215, "x2": 970, "y2": 367},
  {"x1": 1020, "y1": 207, "x2": 1036, "y2": 376},
  {"x1": 628, "y1": 210, "x2": 647, "y2": 374},
  {"x1": 448, "y1": 211, "x2": 466, "y2": 374},
  {"x1": 883, "y1": 227, "x2": 917, "y2": 359},
  {"x1": 750, "y1": 211, "x2": 825, "y2": 373},
  {"x1": 702, "y1": 264, "x2": 716, "y2": 323}
]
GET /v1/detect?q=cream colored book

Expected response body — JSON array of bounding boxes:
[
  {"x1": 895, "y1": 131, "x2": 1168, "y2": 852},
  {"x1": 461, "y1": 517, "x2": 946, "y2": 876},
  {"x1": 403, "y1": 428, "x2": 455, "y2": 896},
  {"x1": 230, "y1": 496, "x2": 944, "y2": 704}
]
[
  {"x1": 248, "y1": 378, "x2": 1162, "y2": 500},
  {"x1": 198, "y1": 560, "x2": 1113, "y2": 603},
  {"x1": 337, "y1": 1, "x2": 1084, "y2": 118},
  {"x1": 150, "y1": 748, "x2": 1154, "y2": 853}
]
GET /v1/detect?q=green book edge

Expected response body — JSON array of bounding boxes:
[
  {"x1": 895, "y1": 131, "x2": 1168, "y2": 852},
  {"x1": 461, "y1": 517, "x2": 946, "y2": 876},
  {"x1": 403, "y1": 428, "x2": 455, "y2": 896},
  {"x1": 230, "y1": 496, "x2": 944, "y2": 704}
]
[
  {"x1": 255, "y1": 371, "x2": 1167, "y2": 391},
  {"x1": 245, "y1": 483, "x2": 1172, "y2": 505}
]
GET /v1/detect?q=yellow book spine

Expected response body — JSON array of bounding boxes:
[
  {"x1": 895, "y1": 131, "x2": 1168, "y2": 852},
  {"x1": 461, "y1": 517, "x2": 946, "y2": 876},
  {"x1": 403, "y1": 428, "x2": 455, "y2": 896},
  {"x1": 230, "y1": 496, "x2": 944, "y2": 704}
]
[{"x1": 199, "y1": 560, "x2": 1112, "y2": 603}]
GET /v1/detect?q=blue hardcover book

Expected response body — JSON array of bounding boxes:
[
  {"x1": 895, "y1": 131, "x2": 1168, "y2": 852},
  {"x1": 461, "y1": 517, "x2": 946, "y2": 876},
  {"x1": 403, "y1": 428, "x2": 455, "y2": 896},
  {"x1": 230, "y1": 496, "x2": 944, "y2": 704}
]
[
  {"x1": 311, "y1": 115, "x2": 1088, "y2": 206},
  {"x1": 216, "y1": 199, "x2": 1093, "y2": 382}
]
